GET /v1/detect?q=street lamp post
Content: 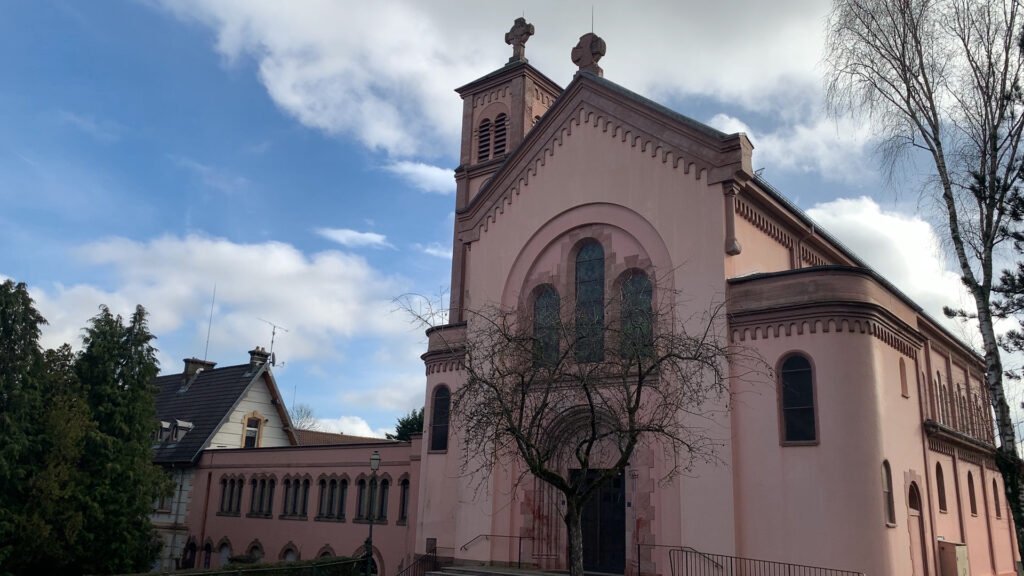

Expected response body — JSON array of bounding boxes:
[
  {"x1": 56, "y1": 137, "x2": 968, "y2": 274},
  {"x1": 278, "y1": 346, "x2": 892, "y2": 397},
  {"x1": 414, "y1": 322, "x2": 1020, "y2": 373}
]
[{"x1": 365, "y1": 450, "x2": 381, "y2": 576}]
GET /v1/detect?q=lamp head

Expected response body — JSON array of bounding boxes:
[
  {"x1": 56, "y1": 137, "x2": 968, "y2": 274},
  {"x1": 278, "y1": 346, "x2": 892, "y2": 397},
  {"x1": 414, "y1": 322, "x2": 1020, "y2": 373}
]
[{"x1": 370, "y1": 450, "x2": 381, "y2": 471}]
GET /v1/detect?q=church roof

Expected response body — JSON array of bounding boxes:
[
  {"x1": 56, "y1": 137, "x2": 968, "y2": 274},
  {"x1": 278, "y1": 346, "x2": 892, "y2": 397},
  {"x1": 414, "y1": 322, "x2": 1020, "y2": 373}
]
[{"x1": 152, "y1": 363, "x2": 265, "y2": 465}]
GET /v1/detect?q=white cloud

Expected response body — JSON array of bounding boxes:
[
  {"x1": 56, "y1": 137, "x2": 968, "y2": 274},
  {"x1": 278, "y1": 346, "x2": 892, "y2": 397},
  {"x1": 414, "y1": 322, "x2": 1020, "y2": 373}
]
[
  {"x1": 57, "y1": 111, "x2": 123, "y2": 143},
  {"x1": 315, "y1": 415, "x2": 392, "y2": 439},
  {"x1": 152, "y1": 1, "x2": 831, "y2": 159},
  {"x1": 28, "y1": 234, "x2": 410, "y2": 363},
  {"x1": 385, "y1": 161, "x2": 453, "y2": 195},
  {"x1": 806, "y1": 197, "x2": 975, "y2": 337},
  {"x1": 413, "y1": 242, "x2": 452, "y2": 259},
  {"x1": 316, "y1": 227, "x2": 394, "y2": 249},
  {"x1": 168, "y1": 155, "x2": 248, "y2": 194},
  {"x1": 708, "y1": 113, "x2": 876, "y2": 184}
]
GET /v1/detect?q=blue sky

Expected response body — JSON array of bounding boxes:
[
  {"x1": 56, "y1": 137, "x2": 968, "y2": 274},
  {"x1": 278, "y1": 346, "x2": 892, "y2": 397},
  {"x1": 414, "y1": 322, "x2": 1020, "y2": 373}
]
[{"x1": 0, "y1": 1, "x2": 984, "y2": 436}]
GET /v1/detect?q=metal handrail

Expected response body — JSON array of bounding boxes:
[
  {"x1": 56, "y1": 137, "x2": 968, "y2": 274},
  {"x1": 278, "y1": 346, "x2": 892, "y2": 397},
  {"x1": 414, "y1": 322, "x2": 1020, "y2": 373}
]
[
  {"x1": 459, "y1": 534, "x2": 535, "y2": 568},
  {"x1": 668, "y1": 548, "x2": 864, "y2": 576},
  {"x1": 637, "y1": 544, "x2": 722, "y2": 572},
  {"x1": 394, "y1": 546, "x2": 439, "y2": 576}
]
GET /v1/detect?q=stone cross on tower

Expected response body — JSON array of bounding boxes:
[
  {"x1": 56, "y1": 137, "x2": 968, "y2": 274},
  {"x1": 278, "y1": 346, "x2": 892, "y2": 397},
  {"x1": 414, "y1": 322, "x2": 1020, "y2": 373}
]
[
  {"x1": 572, "y1": 32, "x2": 606, "y2": 77},
  {"x1": 505, "y1": 17, "x2": 535, "y2": 63}
]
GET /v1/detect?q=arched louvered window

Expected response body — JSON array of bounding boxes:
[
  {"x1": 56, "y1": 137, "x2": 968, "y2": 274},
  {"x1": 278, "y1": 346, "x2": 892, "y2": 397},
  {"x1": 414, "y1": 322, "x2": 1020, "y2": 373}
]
[
  {"x1": 493, "y1": 113, "x2": 508, "y2": 156},
  {"x1": 779, "y1": 354, "x2": 816, "y2": 443},
  {"x1": 882, "y1": 460, "x2": 895, "y2": 525},
  {"x1": 430, "y1": 386, "x2": 450, "y2": 451},
  {"x1": 533, "y1": 285, "x2": 560, "y2": 366},
  {"x1": 968, "y1": 471, "x2": 978, "y2": 515},
  {"x1": 575, "y1": 241, "x2": 605, "y2": 362},
  {"x1": 936, "y1": 463, "x2": 947, "y2": 512},
  {"x1": 621, "y1": 271, "x2": 653, "y2": 358},
  {"x1": 478, "y1": 118, "x2": 492, "y2": 162}
]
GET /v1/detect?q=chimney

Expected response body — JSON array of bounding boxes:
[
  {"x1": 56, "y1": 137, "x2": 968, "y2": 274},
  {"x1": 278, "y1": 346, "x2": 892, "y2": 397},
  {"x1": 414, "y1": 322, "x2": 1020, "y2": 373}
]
[
  {"x1": 249, "y1": 346, "x2": 271, "y2": 370},
  {"x1": 183, "y1": 357, "x2": 217, "y2": 379}
]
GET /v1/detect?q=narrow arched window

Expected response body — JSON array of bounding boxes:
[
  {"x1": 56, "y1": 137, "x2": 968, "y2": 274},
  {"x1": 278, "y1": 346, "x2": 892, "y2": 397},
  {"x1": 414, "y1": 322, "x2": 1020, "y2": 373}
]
[
  {"x1": 968, "y1": 471, "x2": 978, "y2": 515},
  {"x1": 575, "y1": 241, "x2": 605, "y2": 362},
  {"x1": 338, "y1": 479, "x2": 348, "y2": 519},
  {"x1": 493, "y1": 113, "x2": 508, "y2": 156},
  {"x1": 326, "y1": 479, "x2": 337, "y2": 518},
  {"x1": 378, "y1": 479, "x2": 389, "y2": 520},
  {"x1": 533, "y1": 285, "x2": 560, "y2": 366},
  {"x1": 936, "y1": 463, "x2": 947, "y2": 512},
  {"x1": 300, "y1": 479, "x2": 309, "y2": 517},
  {"x1": 317, "y1": 479, "x2": 327, "y2": 517},
  {"x1": 478, "y1": 119, "x2": 492, "y2": 162},
  {"x1": 882, "y1": 460, "x2": 895, "y2": 525},
  {"x1": 399, "y1": 478, "x2": 410, "y2": 521},
  {"x1": 908, "y1": 482, "x2": 922, "y2": 512},
  {"x1": 430, "y1": 386, "x2": 450, "y2": 451},
  {"x1": 219, "y1": 478, "x2": 228, "y2": 512},
  {"x1": 357, "y1": 479, "x2": 368, "y2": 519},
  {"x1": 621, "y1": 271, "x2": 653, "y2": 359},
  {"x1": 994, "y1": 479, "x2": 1002, "y2": 518},
  {"x1": 779, "y1": 354, "x2": 816, "y2": 443}
]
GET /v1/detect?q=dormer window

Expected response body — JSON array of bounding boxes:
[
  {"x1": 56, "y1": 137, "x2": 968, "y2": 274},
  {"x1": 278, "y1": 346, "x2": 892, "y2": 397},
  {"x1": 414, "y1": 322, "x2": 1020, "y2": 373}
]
[
  {"x1": 244, "y1": 417, "x2": 262, "y2": 448},
  {"x1": 173, "y1": 420, "x2": 194, "y2": 442},
  {"x1": 157, "y1": 421, "x2": 172, "y2": 442}
]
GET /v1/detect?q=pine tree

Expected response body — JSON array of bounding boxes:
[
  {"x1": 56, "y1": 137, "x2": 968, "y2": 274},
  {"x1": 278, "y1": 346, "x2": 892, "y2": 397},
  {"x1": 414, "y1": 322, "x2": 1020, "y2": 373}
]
[{"x1": 386, "y1": 408, "x2": 424, "y2": 441}]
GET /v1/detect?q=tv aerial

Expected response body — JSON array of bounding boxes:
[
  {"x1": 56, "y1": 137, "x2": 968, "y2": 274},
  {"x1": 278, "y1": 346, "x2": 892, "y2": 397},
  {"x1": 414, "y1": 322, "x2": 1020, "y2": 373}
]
[{"x1": 257, "y1": 318, "x2": 289, "y2": 366}]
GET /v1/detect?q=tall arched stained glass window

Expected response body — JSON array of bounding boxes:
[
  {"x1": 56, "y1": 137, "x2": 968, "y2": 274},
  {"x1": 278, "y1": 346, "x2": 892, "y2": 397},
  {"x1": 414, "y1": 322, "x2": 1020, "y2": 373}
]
[
  {"x1": 575, "y1": 241, "x2": 604, "y2": 362},
  {"x1": 533, "y1": 285, "x2": 560, "y2": 366},
  {"x1": 430, "y1": 386, "x2": 450, "y2": 452},
  {"x1": 780, "y1": 354, "x2": 816, "y2": 443},
  {"x1": 621, "y1": 271, "x2": 653, "y2": 358}
]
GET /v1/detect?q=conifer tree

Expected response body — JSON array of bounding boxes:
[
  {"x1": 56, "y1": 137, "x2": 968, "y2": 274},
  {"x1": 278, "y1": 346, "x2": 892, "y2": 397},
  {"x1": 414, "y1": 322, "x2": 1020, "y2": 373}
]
[{"x1": 73, "y1": 305, "x2": 167, "y2": 575}]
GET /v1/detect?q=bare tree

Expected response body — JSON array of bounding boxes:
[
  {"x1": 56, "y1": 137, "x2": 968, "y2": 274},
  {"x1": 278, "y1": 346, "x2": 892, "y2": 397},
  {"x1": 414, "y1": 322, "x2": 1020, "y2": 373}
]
[
  {"x1": 826, "y1": 0, "x2": 1024, "y2": 552},
  {"x1": 403, "y1": 279, "x2": 764, "y2": 576},
  {"x1": 289, "y1": 402, "x2": 320, "y2": 431}
]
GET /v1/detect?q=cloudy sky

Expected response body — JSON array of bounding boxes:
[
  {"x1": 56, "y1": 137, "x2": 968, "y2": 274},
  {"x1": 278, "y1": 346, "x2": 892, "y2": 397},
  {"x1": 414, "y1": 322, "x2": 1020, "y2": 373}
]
[{"x1": 0, "y1": 1, "x2": 997, "y2": 437}]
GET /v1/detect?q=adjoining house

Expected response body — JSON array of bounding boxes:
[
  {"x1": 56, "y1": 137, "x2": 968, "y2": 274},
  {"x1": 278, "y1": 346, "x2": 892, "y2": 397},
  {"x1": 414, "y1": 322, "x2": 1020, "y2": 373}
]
[
  {"x1": 152, "y1": 348, "x2": 419, "y2": 573},
  {"x1": 159, "y1": 21, "x2": 1020, "y2": 576}
]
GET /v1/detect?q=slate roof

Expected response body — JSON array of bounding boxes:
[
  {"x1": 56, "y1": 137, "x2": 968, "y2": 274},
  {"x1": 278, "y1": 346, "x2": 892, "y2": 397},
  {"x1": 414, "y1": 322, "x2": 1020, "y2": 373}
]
[
  {"x1": 152, "y1": 363, "x2": 259, "y2": 465},
  {"x1": 293, "y1": 429, "x2": 396, "y2": 446}
]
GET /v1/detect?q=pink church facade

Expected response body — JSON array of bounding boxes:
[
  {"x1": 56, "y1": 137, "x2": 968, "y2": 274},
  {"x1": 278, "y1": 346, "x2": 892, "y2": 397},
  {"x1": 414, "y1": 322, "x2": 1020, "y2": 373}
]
[
  {"x1": 170, "y1": 23, "x2": 1021, "y2": 576},
  {"x1": 412, "y1": 25, "x2": 1021, "y2": 576}
]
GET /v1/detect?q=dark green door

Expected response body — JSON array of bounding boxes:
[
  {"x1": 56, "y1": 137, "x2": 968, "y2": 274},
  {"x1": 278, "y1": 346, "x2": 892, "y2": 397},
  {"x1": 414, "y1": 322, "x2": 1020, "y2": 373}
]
[{"x1": 575, "y1": 469, "x2": 626, "y2": 574}]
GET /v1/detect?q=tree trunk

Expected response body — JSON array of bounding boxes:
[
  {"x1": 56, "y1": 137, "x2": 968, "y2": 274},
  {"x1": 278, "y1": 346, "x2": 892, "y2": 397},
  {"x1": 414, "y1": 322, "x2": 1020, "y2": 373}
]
[{"x1": 565, "y1": 500, "x2": 585, "y2": 576}]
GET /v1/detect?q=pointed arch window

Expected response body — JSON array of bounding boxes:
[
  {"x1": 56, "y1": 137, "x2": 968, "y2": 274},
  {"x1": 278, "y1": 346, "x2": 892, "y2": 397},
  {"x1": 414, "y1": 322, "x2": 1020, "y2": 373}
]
[
  {"x1": 779, "y1": 354, "x2": 816, "y2": 443},
  {"x1": 357, "y1": 479, "x2": 368, "y2": 519},
  {"x1": 968, "y1": 471, "x2": 978, "y2": 515},
  {"x1": 533, "y1": 285, "x2": 560, "y2": 366},
  {"x1": 899, "y1": 358, "x2": 909, "y2": 398},
  {"x1": 936, "y1": 463, "x2": 947, "y2": 512},
  {"x1": 477, "y1": 119, "x2": 492, "y2": 162},
  {"x1": 882, "y1": 460, "x2": 895, "y2": 525},
  {"x1": 621, "y1": 271, "x2": 653, "y2": 359},
  {"x1": 398, "y1": 478, "x2": 410, "y2": 522},
  {"x1": 377, "y1": 478, "x2": 389, "y2": 520},
  {"x1": 493, "y1": 113, "x2": 508, "y2": 156},
  {"x1": 430, "y1": 386, "x2": 450, "y2": 452},
  {"x1": 575, "y1": 241, "x2": 605, "y2": 362}
]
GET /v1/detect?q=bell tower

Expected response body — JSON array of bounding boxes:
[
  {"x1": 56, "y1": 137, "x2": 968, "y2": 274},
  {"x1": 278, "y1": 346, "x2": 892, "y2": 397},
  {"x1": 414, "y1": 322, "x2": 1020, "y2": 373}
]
[{"x1": 452, "y1": 18, "x2": 562, "y2": 211}]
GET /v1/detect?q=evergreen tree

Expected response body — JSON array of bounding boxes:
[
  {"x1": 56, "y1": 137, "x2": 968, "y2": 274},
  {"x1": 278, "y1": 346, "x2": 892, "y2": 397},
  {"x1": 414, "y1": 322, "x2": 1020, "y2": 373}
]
[
  {"x1": 386, "y1": 408, "x2": 424, "y2": 441},
  {"x1": 74, "y1": 305, "x2": 167, "y2": 575},
  {"x1": 0, "y1": 281, "x2": 46, "y2": 574}
]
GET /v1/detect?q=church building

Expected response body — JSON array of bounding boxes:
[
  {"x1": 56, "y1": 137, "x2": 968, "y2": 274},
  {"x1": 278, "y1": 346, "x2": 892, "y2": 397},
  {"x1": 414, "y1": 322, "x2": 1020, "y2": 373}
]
[{"x1": 413, "y1": 20, "x2": 1021, "y2": 576}]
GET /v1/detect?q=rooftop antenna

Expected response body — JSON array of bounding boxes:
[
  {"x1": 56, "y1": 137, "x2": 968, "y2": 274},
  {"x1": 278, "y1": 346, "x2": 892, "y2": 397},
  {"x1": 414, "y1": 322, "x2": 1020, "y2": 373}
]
[
  {"x1": 591, "y1": 6, "x2": 594, "y2": 33},
  {"x1": 256, "y1": 318, "x2": 289, "y2": 366},
  {"x1": 203, "y1": 282, "x2": 216, "y2": 362}
]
